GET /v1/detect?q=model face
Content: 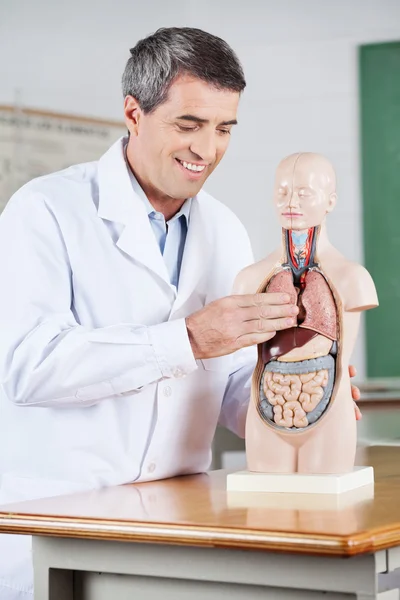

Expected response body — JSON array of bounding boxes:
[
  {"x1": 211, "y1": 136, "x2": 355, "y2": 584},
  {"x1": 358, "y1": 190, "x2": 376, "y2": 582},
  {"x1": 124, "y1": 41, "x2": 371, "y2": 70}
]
[{"x1": 273, "y1": 154, "x2": 337, "y2": 231}]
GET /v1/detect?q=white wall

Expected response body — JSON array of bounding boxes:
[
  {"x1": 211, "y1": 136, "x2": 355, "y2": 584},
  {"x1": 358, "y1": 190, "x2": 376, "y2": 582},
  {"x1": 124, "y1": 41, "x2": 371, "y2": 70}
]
[{"x1": 1, "y1": 0, "x2": 400, "y2": 376}]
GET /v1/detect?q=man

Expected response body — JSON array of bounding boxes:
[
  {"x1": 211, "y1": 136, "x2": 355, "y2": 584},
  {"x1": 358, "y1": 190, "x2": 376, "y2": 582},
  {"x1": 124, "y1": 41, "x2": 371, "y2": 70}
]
[{"x1": 0, "y1": 27, "x2": 360, "y2": 598}]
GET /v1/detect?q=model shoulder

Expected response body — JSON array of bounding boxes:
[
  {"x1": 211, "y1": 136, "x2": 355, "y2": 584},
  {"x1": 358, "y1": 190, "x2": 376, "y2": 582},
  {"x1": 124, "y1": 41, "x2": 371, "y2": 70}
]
[{"x1": 336, "y1": 260, "x2": 379, "y2": 312}]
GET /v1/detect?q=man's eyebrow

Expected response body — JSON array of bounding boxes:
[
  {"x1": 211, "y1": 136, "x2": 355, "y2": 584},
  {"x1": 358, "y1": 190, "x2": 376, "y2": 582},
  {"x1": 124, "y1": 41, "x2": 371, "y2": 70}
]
[
  {"x1": 176, "y1": 115, "x2": 208, "y2": 124},
  {"x1": 176, "y1": 115, "x2": 238, "y2": 126},
  {"x1": 219, "y1": 119, "x2": 238, "y2": 126}
]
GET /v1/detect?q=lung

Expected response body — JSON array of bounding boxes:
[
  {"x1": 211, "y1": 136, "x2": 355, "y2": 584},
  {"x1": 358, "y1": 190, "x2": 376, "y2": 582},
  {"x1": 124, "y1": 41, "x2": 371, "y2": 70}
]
[{"x1": 300, "y1": 270, "x2": 337, "y2": 340}]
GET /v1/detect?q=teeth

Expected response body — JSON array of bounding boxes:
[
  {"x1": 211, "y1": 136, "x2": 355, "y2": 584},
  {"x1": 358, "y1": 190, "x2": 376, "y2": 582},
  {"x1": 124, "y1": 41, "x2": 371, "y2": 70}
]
[{"x1": 181, "y1": 160, "x2": 205, "y2": 173}]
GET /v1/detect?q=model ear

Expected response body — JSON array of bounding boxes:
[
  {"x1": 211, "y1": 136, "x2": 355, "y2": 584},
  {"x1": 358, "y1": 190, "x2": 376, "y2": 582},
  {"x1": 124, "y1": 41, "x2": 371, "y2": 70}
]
[{"x1": 327, "y1": 192, "x2": 337, "y2": 213}]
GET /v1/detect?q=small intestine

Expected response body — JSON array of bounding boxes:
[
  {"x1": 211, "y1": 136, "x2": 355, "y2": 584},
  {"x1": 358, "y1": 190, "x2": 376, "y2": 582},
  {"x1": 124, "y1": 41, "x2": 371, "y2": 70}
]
[{"x1": 263, "y1": 370, "x2": 329, "y2": 428}]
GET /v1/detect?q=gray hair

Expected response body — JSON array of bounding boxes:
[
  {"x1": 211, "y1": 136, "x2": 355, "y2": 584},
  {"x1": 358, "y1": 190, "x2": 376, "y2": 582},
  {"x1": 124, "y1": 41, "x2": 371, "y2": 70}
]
[{"x1": 122, "y1": 27, "x2": 246, "y2": 113}]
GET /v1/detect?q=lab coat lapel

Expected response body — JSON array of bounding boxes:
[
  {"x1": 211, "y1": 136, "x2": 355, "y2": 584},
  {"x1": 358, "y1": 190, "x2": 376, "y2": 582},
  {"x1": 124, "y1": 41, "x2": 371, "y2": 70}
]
[
  {"x1": 173, "y1": 195, "x2": 210, "y2": 313},
  {"x1": 97, "y1": 138, "x2": 170, "y2": 286}
]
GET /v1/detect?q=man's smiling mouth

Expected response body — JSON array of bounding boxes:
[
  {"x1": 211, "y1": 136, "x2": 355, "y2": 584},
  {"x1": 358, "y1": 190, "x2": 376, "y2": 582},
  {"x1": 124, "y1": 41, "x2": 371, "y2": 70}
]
[{"x1": 176, "y1": 159, "x2": 206, "y2": 173}]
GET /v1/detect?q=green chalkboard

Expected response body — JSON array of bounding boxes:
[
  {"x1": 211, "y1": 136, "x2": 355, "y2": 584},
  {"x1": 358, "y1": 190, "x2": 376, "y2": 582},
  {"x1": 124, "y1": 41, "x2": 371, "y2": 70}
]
[{"x1": 360, "y1": 41, "x2": 400, "y2": 377}]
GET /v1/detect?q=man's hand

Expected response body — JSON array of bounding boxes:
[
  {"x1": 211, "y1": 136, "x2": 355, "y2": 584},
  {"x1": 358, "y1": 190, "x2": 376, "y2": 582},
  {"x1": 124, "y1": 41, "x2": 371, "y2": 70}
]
[
  {"x1": 349, "y1": 364, "x2": 362, "y2": 421},
  {"x1": 186, "y1": 293, "x2": 298, "y2": 359}
]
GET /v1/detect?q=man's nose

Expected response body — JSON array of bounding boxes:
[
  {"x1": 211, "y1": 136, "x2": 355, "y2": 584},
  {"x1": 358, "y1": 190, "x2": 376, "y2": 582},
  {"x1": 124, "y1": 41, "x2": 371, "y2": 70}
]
[{"x1": 189, "y1": 131, "x2": 217, "y2": 164}]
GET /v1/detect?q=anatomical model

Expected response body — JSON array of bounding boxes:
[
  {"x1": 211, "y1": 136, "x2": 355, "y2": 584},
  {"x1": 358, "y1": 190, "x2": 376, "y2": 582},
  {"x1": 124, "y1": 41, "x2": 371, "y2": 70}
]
[{"x1": 234, "y1": 153, "x2": 378, "y2": 474}]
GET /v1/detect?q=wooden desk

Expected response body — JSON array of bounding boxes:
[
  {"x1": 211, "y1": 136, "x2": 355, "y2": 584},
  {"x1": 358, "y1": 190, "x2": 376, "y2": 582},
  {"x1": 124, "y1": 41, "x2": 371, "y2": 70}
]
[{"x1": 0, "y1": 446, "x2": 400, "y2": 600}]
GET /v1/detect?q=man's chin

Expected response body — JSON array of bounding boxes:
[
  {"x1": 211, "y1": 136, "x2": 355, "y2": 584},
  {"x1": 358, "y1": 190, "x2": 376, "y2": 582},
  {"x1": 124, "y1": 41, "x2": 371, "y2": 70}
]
[{"x1": 172, "y1": 183, "x2": 203, "y2": 200}]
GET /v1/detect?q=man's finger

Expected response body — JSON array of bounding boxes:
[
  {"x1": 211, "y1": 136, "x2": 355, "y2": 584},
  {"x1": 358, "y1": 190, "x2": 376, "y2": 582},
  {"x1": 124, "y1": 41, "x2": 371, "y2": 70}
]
[
  {"x1": 349, "y1": 364, "x2": 357, "y2": 378},
  {"x1": 241, "y1": 316, "x2": 296, "y2": 336},
  {"x1": 242, "y1": 304, "x2": 298, "y2": 322},
  {"x1": 235, "y1": 293, "x2": 292, "y2": 308},
  {"x1": 351, "y1": 384, "x2": 361, "y2": 401},
  {"x1": 354, "y1": 401, "x2": 362, "y2": 421},
  {"x1": 238, "y1": 331, "x2": 277, "y2": 347}
]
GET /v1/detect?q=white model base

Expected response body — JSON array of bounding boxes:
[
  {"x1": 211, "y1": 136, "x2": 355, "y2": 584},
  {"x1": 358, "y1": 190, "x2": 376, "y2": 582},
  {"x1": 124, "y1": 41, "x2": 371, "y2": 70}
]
[{"x1": 226, "y1": 466, "x2": 374, "y2": 495}]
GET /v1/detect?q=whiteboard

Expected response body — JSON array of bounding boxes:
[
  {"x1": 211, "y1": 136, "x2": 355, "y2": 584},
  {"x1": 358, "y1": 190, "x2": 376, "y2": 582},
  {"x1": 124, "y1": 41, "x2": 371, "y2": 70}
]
[{"x1": 0, "y1": 105, "x2": 127, "y2": 211}]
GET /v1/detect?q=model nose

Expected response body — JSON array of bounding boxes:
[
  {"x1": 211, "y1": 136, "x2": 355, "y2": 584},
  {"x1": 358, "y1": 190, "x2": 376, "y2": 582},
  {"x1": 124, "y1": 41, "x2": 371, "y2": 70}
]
[{"x1": 289, "y1": 192, "x2": 300, "y2": 208}]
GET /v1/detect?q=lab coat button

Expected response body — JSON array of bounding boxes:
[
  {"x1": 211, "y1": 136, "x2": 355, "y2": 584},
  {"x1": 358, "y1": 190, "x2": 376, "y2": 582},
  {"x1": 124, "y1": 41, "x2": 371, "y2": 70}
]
[
  {"x1": 174, "y1": 368, "x2": 184, "y2": 378},
  {"x1": 147, "y1": 463, "x2": 156, "y2": 473},
  {"x1": 163, "y1": 386, "x2": 172, "y2": 397}
]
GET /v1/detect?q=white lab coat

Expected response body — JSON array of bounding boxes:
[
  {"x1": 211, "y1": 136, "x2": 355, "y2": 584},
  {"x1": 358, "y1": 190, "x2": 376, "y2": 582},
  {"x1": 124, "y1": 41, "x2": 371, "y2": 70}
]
[{"x1": 0, "y1": 137, "x2": 255, "y2": 597}]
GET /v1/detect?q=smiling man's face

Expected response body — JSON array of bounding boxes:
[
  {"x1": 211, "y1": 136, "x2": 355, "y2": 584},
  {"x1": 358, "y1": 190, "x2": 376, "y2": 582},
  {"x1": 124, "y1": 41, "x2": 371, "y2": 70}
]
[{"x1": 124, "y1": 74, "x2": 240, "y2": 206}]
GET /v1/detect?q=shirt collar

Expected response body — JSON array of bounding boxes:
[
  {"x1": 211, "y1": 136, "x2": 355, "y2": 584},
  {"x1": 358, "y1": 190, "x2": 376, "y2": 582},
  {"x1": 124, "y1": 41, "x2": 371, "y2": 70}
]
[{"x1": 125, "y1": 150, "x2": 192, "y2": 225}]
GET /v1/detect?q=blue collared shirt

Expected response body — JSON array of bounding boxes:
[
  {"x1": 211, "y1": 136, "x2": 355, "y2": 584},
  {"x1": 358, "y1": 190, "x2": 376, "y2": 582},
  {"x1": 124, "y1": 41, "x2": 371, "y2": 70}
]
[{"x1": 128, "y1": 170, "x2": 191, "y2": 289}]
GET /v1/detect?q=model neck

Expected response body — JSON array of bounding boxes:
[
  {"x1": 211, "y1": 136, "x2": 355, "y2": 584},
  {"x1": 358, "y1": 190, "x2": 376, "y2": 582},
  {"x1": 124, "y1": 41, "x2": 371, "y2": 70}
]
[{"x1": 283, "y1": 221, "x2": 331, "y2": 264}]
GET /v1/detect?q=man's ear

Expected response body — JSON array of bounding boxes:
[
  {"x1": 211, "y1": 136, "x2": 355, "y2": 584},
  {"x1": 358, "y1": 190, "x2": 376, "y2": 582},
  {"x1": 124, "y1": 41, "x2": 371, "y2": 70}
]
[
  {"x1": 124, "y1": 96, "x2": 142, "y2": 136},
  {"x1": 327, "y1": 192, "x2": 337, "y2": 213}
]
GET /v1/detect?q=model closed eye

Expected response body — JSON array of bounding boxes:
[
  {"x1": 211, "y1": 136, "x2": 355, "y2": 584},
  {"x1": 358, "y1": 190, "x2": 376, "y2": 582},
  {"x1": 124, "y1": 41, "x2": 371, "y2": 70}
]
[{"x1": 298, "y1": 188, "x2": 313, "y2": 197}]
